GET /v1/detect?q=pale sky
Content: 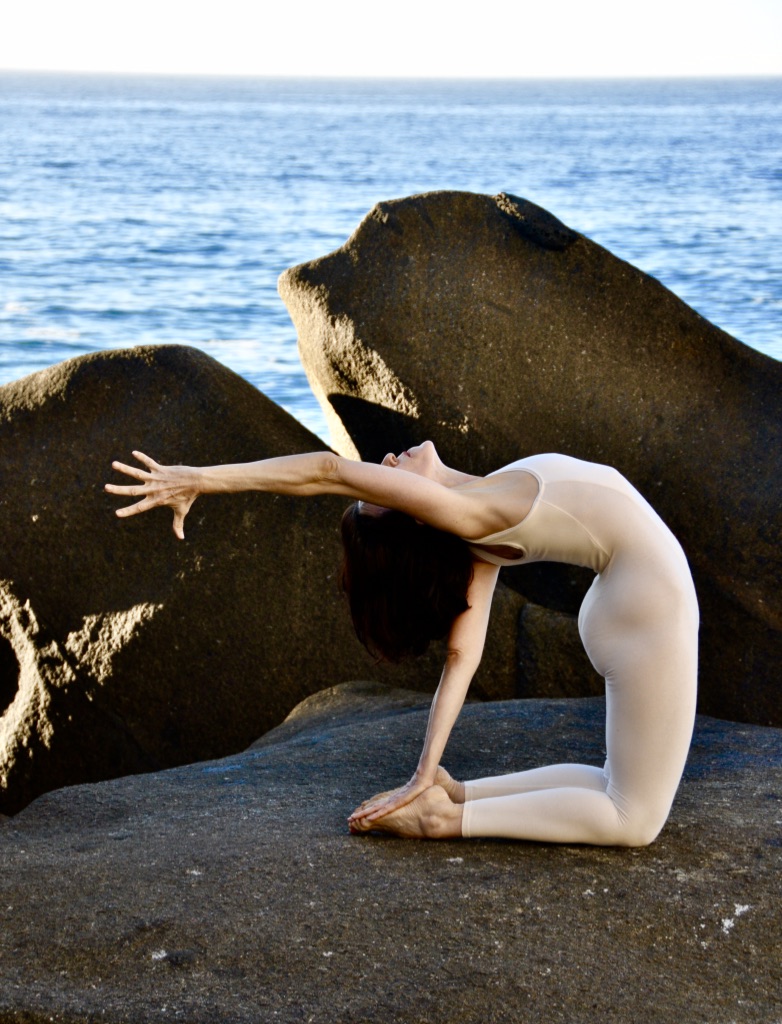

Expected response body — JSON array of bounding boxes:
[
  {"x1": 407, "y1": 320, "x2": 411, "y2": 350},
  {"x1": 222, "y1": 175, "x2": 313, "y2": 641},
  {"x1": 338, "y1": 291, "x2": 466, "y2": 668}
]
[{"x1": 1, "y1": 0, "x2": 781, "y2": 78}]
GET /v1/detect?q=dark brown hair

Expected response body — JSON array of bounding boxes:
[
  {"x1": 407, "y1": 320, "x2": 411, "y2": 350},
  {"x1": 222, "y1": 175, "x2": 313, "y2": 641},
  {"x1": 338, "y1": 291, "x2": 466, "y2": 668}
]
[{"x1": 340, "y1": 502, "x2": 474, "y2": 662}]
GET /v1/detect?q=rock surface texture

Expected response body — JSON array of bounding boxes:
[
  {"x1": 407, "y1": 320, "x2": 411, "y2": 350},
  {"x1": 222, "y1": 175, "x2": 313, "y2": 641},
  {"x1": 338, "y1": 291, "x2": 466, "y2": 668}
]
[
  {"x1": 279, "y1": 190, "x2": 782, "y2": 725},
  {"x1": 0, "y1": 345, "x2": 522, "y2": 813},
  {"x1": 1, "y1": 682, "x2": 780, "y2": 1024}
]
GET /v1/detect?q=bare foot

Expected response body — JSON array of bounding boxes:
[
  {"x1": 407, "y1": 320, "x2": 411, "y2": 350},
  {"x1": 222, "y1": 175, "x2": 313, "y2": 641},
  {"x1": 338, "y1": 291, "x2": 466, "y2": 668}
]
[
  {"x1": 435, "y1": 767, "x2": 466, "y2": 804},
  {"x1": 354, "y1": 771, "x2": 465, "y2": 816},
  {"x1": 349, "y1": 785, "x2": 462, "y2": 840},
  {"x1": 352, "y1": 788, "x2": 398, "y2": 815}
]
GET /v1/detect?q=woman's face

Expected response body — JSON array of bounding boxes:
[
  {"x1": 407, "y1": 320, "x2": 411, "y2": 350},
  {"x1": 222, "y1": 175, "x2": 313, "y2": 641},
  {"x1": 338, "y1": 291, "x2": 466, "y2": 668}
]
[
  {"x1": 380, "y1": 440, "x2": 439, "y2": 478},
  {"x1": 359, "y1": 441, "x2": 439, "y2": 517}
]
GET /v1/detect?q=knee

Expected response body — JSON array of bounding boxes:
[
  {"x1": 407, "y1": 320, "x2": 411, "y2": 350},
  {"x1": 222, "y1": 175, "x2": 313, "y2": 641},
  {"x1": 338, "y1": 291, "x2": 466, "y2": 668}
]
[
  {"x1": 615, "y1": 823, "x2": 662, "y2": 848},
  {"x1": 613, "y1": 812, "x2": 666, "y2": 848}
]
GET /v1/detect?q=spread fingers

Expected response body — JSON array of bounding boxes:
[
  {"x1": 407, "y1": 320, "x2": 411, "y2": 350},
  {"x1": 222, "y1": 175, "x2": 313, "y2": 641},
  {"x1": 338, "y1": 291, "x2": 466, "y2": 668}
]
[
  {"x1": 110, "y1": 460, "x2": 151, "y2": 481},
  {"x1": 131, "y1": 451, "x2": 161, "y2": 470},
  {"x1": 104, "y1": 483, "x2": 152, "y2": 496},
  {"x1": 114, "y1": 498, "x2": 158, "y2": 518}
]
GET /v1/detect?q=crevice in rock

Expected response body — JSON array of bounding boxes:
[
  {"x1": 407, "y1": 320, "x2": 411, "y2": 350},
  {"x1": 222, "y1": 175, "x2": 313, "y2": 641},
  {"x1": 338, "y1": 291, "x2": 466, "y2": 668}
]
[{"x1": 0, "y1": 634, "x2": 20, "y2": 717}]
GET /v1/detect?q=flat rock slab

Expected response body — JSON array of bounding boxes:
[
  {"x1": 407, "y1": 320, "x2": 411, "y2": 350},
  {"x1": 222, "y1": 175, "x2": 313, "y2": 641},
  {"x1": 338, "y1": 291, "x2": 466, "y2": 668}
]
[{"x1": 1, "y1": 682, "x2": 780, "y2": 1024}]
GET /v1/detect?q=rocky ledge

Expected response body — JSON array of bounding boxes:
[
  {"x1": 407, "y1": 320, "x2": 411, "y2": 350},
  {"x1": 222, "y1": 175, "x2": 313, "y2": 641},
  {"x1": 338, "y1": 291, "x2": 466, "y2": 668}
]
[{"x1": 1, "y1": 682, "x2": 780, "y2": 1024}]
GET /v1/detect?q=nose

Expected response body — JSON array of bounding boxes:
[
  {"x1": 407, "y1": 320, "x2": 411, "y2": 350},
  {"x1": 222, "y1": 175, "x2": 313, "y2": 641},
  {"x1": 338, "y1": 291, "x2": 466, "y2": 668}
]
[{"x1": 381, "y1": 452, "x2": 399, "y2": 467}]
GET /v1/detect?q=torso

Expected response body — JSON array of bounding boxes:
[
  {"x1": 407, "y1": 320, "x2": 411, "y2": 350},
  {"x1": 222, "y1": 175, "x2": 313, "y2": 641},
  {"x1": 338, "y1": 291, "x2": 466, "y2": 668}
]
[
  {"x1": 460, "y1": 453, "x2": 690, "y2": 578},
  {"x1": 455, "y1": 467, "x2": 541, "y2": 552}
]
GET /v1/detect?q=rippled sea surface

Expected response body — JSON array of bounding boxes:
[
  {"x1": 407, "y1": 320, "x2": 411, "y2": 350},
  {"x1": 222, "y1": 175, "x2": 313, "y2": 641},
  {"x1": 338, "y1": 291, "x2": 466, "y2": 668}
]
[{"x1": 1, "y1": 74, "x2": 780, "y2": 441}]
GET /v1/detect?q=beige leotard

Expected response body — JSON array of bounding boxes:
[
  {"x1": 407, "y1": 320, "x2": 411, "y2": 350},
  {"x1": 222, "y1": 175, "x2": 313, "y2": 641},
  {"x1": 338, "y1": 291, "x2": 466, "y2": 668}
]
[{"x1": 461, "y1": 453, "x2": 699, "y2": 846}]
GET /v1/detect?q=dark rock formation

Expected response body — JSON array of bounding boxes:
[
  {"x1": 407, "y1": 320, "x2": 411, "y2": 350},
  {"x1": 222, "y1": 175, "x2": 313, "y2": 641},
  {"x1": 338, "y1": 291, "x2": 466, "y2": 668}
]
[
  {"x1": 279, "y1": 191, "x2": 782, "y2": 725},
  {"x1": 517, "y1": 603, "x2": 603, "y2": 699},
  {"x1": 0, "y1": 345, "x2": 522, "y2": 813},
  {"x1": 1, "y1": 682, "x2": 780, "y2": 1023}
]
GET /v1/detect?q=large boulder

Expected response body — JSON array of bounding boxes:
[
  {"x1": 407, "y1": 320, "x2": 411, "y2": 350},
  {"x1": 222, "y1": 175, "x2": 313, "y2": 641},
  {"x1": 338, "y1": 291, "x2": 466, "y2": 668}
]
[
  {"x1": 0, "y1": 345, "x2": 522, "y2": 813},
  {"x1": 279, "y1": 191, "x2": 782, "y2": 725},
  {"x1": 1, "y1": 682, "x2": 780, "y2": 1023},
  {"x1": 517, "y1": 603, "x2": 603, "y2": 699}
]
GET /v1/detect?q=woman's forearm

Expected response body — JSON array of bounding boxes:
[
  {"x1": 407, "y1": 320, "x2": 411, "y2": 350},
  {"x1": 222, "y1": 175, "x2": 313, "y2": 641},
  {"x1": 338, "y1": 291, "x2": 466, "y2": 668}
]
[
  {"x1": 414, "y1": 559, "x2": 500, "y2": 783},
  {"x1": 196, "y1": 451, "x2": 340, "y2": 497},
  {"x1": 414, "y1": 655, "x2": 478, "y2": 784}
]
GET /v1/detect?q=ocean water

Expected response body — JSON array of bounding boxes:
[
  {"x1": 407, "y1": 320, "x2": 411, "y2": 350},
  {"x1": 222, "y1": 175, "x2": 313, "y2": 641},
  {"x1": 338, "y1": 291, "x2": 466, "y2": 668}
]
[{"x1": 1, "y1": 73, "x2": 780, "y2": 442}]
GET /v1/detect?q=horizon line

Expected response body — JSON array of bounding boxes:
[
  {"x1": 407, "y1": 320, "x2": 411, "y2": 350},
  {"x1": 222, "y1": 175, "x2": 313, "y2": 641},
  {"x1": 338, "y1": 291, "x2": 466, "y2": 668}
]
[{"x1": 2, "y1": 68, "x2": 782, "y2": 83}]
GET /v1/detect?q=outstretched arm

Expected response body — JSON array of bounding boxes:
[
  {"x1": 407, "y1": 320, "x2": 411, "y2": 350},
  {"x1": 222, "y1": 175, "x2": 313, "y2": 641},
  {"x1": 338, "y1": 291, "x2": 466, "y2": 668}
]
[
  {"x1": 105, "y1": 449, "x2": 489, "y2": 539},
  {"x1": 348, "y1": 558, "x2": 500, "y2": 825},
  {"x1": 104, "y1": 449, "x2": 341, "y2": 539}
]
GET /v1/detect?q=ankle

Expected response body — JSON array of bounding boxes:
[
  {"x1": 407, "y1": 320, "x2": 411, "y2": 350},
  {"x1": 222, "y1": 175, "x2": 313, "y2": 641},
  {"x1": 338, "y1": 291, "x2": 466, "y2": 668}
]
[
  {"x1": 435, "y1": 767, "x2": 466, "y2": 805},
  {"x1": 420, "y1": 789, "x2": 462, "y2": 839}
]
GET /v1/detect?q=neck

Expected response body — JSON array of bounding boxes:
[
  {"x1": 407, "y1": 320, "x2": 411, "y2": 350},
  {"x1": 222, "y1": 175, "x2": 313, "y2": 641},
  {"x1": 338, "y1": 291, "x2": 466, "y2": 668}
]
[{"x1": 436, "y1": 463, "x2": 481, "y2": 488}]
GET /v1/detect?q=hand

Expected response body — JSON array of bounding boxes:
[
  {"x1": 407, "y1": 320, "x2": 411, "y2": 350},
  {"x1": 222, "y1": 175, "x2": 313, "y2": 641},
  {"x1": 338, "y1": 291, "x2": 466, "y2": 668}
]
[
  {"x1": 105, "y1": 451, "x2": 200, "y2": 540},
  {"x1": 347, "y1": 775, "x2": 431, "y2": 826}
]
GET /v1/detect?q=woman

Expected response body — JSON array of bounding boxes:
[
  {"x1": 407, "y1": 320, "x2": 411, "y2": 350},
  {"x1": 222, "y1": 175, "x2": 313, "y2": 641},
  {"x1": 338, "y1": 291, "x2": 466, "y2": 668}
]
[{"x1": 106, "y1": 442, "x2": 698, "y2": 847}]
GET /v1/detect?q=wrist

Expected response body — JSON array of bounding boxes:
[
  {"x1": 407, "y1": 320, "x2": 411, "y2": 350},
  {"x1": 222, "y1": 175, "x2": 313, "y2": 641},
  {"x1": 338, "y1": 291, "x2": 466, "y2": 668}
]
[
  {"x1": 413, "y1": 766, "x2": 436, "y2": 787},
  {"x1": 198, "y1": 465, "x2": 235, "y2": 495}
]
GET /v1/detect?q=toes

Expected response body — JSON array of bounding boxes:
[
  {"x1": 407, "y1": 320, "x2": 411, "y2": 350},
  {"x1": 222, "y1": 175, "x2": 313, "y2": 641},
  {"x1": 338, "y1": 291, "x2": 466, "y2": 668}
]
[{"x1": 349, "y1": 817, "x2": 386, "y2": 836}]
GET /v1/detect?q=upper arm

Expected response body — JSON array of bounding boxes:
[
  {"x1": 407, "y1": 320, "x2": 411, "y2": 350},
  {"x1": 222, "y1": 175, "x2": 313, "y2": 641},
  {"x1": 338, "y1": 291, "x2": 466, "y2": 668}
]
[
  {"x1": 329, "y1": 456, "x2": 486, "y2": 538},
  {"x1": 445, "y1": 558, "x2": 500, "y2": 671}
]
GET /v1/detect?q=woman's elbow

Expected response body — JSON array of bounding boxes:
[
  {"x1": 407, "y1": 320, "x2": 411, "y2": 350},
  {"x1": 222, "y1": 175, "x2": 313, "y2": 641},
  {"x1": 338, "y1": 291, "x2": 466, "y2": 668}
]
[
  {"x1": 319, "y1": 452, "x2": 342, "y2": 487},
  {"x1": 300, "y1": 452, "x2": 342, "y2": 495},
  {"x1": 445, "y1": 646, "x2": 482, "y2": 677}
]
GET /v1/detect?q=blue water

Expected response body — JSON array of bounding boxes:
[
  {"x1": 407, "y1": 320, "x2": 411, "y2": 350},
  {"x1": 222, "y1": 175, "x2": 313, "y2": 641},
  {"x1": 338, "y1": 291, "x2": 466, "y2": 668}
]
[{"x1": 1, "y1": 73, "x2": 780, "y2": 442}]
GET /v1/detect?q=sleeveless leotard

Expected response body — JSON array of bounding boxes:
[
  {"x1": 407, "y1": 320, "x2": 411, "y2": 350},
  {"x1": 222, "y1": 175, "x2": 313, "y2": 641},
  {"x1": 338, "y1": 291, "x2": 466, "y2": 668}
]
[{"x1": 459, "y1": 453, "x2": 699, "y2": 847}]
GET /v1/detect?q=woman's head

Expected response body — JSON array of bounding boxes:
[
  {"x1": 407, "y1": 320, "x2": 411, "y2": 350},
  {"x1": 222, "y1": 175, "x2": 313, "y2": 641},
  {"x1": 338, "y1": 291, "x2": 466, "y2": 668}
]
[{"x1": 340, "y1": 502, "x2": 474, "y2": 662}]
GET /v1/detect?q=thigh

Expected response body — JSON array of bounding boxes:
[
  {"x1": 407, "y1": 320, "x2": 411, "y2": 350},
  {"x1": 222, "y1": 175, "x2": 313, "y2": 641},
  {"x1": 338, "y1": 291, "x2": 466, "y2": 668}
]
[
  {"x1": 603, "y1": 620, "x2": 698, "y2": 824},
  {"x1": 580, "y1": 568, "x2": 699, "y2": 822}
]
